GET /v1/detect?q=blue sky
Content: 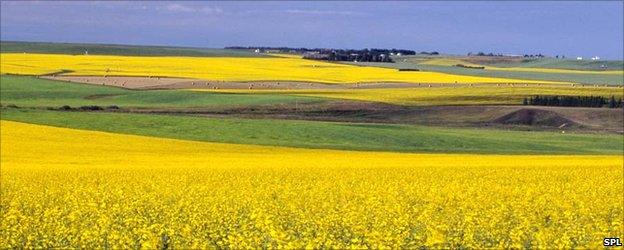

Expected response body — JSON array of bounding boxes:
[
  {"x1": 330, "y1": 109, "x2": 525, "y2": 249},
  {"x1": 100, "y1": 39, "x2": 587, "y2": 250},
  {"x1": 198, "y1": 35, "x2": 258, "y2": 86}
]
[{"x1": 1, "y1": 1, "x2": 623, "y2": 59}]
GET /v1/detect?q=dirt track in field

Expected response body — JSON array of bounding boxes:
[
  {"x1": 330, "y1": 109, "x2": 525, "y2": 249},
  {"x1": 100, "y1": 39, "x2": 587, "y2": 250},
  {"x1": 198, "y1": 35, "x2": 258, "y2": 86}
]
[{"x1": 42, "y1": 75, "x2": 479, "y2": 90}]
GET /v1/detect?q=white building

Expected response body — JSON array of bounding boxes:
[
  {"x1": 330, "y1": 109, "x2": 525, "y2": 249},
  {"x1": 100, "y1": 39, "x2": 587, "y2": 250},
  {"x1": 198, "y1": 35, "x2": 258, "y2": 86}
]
[
  {"x1": 576, "y1": 57, "x2": 583, "y2": 60},
  {"x1": 591, "y1": 56, "x2": 600, "y2": 60}
]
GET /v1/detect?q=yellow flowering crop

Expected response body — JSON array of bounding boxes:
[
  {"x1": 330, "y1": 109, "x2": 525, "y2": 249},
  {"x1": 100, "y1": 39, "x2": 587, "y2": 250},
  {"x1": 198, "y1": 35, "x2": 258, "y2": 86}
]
[
  {"x1": 0, "y1": 53, "x2": 559, "y2": 84},
  {"x1": 198, "y1": 85, "x2": 624, "y2": 106},
  {"x1": 1, "y1": 121, "x2": 622, "y2": 249}
]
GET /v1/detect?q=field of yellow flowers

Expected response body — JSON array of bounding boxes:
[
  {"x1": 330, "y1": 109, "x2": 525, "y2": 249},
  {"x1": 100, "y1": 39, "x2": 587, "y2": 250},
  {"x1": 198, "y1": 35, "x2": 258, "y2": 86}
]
[
  {"x1": 1, "y1": 120, "x2": 622, "y2": 249},
  {"x1": 0, "y1": 53, "x2": 557, "y2": 84},
  {"x1": 200, "y1": 84, "x2": 623, "y2": 106}
]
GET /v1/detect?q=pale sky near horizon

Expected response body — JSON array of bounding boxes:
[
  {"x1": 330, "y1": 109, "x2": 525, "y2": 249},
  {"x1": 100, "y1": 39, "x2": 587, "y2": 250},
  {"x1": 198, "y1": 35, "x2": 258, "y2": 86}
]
[{"x1": 1, "y1": 1, "x2": 623, "y2": 59}]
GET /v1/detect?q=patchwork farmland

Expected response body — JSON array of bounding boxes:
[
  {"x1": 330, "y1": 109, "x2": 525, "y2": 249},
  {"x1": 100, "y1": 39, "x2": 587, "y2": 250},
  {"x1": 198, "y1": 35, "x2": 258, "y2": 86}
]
[{"x1": 1, "y1": 41, "x2": 623, "y2": 249}]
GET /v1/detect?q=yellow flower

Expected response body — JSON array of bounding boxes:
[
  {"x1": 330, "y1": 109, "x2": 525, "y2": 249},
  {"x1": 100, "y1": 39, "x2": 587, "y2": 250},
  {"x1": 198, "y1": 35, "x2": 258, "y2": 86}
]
[{"x1": 1, "y1": 120, "x2": 622, "y2": 249}]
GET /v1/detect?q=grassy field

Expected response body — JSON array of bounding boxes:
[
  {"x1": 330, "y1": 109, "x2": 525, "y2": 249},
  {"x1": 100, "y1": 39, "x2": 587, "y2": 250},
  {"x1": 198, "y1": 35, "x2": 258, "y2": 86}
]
[
  {"x1": 419, "y1": 58, "x2": 622, "y2": 74},
  {"x1": 0, "y1": 53, "x2": 560, "y2": 84},
  {"x1": 483, "y1": 57, "x2": 624, "y2": 71},
  {"x1": 2, "y1": 75, "x2": 622, "y2": 155},
  {"x1": 417, "y1": 64, "x2": 623, "y2": 85},
  {"x1": 0, "y1": 41, "x2": 269, "y2": 57},
  {"x1": 203, "y1": 85, "x2": 624, "y2": 106},
  {"x1": 2, "y1": 121, "x2": 622, "y2": 248},
  {"x1": 0, "y1": 76, "x2": 324, "y2": 108},
  {"x1": 2, "y1": 108, "x2": 621, "y2": 155},
  {"x1": 349, "y1": 59, "x2": 623, "y2": 85}
]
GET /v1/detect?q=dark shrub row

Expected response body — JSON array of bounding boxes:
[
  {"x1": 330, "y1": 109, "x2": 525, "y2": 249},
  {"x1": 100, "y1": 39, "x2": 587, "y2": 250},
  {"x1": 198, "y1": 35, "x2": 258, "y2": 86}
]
[
  {"x1": 57, "y1": 105, "x2": 120, "y2": 111},
  {"x1": 455, "y1": 64, "x2": 485, "y2": 69},
  {"x1": 523, "y1": 95, "x2": 623, "y2": 108}
]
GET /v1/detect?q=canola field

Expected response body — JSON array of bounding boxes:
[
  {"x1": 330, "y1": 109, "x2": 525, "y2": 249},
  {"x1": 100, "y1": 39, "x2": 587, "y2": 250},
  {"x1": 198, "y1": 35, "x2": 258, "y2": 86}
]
[
  {"x1": 1, "y1": 121, "x2": 622, "y2": 249},
  {"x1": 0, "y1": 53, "x2": 559, "y2": 84},
  {"x1": 200, "y1": 85, "x2": 624, "y2": 106}
]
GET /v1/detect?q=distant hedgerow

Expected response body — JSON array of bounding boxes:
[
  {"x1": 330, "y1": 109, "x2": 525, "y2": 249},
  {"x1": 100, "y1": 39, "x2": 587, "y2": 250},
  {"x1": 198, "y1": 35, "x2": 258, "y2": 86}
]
[{"x1": 523, "y1": 95, "x2": 622, "y2": 108}]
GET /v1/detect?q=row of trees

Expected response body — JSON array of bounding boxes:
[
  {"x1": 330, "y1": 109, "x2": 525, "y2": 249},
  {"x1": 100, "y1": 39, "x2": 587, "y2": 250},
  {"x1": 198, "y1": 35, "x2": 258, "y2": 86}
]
[
  {"x1": 466, "y1": 52, "x2": 547, "y2": 58},
  {"x1": 523, "y1": 95, "x2": 623, "y2": 108},
  {"x1": 523, "y1": 54, "x2": 546, "y2": 58},
  {"x1": 467, "y1": 52, "x2": 505, "y2": 57},
  {"x1": 227, "y1": 46, "x2": 419, "y2": 62},
  {"x1": 322, "y1": 51, "x2": 394, "y2": 62},
  {"x1": 225, "y1": 46, "x2": 318, "y2": 53},
  {"x1": 227, "y1": 46, "x2": 416, "y2": 56}
]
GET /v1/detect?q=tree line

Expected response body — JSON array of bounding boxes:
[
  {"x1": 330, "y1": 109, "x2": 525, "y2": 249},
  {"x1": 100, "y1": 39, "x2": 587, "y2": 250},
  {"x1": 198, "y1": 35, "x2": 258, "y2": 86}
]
[
  {"x1": 308, "y1": 48, "x2": 419, "y2": 63},
  {"x1": 226, "y1": 46, "x2": 420, "y2": 63},
  {"x1": 523, "y1": 95, "x2": 623, "y2": 108},
  {"x1": 466, "y1": 52, "x2": 546, "y2": 58},
  {"x1": 321, "y1": 50, "x2": 394, "y2": 62},
  {"x1": 227, "y1": 46, "x2": 415, "y2": 55}
]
